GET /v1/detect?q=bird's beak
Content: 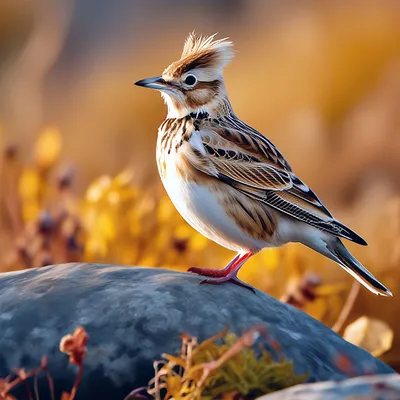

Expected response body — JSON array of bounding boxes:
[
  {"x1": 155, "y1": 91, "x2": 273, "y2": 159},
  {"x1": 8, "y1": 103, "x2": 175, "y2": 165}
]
[{"x1": 134, "y1": 76, "x2": 170, "y2": 90}]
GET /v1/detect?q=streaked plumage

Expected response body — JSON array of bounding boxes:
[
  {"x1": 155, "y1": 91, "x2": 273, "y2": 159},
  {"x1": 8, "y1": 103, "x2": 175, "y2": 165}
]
[{"x1": 135, "y1": 33, "x2": 392, "y2": 296}]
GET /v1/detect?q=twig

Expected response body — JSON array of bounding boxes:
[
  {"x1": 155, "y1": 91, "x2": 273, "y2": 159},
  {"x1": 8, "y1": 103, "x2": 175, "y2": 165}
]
[
  {"x1": 44, "y1": 367, "x2": 55, "y2": 400},
  {"x1": 22, "y1": 377, "x2": 34, "y2": 400},
  {"x1": 124, "y1": 386, "x2": 151, "y2": 400},
  {"x1": 67, "y1": 364, "x2": 83, "y2": 400},
  {"x1": 33, "y1": 363, "x2": 55, "y2": 400},
  {"x1": 332, "y1": 281, "x2": 361, "y2": 333},
  {"x1": 190, "y1": 324, "x2": 268, "y2": 388},
  {"x1": 34, "y1": 372, "x2": 40, "y2": 400}
]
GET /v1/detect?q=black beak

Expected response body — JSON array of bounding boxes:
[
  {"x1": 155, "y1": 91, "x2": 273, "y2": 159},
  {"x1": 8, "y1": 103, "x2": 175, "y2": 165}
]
[{"x1": 134, "y1": 76, "x2": 169, "y2": 90}]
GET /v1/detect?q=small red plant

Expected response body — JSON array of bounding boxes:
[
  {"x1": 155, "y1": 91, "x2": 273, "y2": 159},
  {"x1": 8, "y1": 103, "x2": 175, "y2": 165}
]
[
  {"x1": 59, "y1": 326, "x2": 88, "y2": 400},
  {"x1": 0, "y1": 357, "x2": 53, "y2": 400}
]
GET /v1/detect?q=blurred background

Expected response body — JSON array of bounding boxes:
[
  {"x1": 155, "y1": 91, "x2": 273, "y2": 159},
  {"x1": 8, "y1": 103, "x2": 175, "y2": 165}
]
[{"x1": 0, "y1": 0, "x2": 400, "y2": 370}]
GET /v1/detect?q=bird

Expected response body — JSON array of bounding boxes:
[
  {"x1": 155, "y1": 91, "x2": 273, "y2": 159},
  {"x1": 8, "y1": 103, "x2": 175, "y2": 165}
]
[{"x1": 135, "y1": 33, "x2": 392, "y2": 296}]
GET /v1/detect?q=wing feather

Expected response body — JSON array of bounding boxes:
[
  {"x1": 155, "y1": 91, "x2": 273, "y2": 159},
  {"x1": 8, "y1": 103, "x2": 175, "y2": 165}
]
[{"x1": 183, "y1": 116, "x2": 367, "y2": 245}]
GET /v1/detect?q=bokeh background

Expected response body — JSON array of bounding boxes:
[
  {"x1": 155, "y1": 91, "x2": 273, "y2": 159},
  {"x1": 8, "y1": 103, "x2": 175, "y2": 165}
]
[{"x1": 1, "y1": 0, "x2": 400, "y2": 369}]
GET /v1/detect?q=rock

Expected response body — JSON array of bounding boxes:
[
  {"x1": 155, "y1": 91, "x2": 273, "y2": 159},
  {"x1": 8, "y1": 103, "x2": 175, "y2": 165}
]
[
  {"x1": 0, "y1": 263, "x2": 394, "y2": 400},
  {"x1": 258, "y1": 373, "x2": 400, "y2": 399}
]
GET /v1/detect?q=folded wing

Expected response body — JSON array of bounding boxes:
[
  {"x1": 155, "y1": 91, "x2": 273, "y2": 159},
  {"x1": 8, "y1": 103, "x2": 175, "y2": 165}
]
[{"x1": 184, "y1": 118, "x2": 367, "y2": 245}]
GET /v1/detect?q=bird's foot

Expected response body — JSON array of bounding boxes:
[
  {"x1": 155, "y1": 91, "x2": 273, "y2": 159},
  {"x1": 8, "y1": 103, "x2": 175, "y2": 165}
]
[
  {"x1": 200, "y1": 275, "x2": 256, "y2": 293},
  {"x1": 187, "y1": 266, "x2": 229, "y2": 278},
  {"x1": 188, "y1": 252, "x2": 255, "y2": 292}
]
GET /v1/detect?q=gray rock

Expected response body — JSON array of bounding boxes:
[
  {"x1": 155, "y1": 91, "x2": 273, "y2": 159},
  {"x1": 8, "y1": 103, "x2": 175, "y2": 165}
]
[
  {"x1": 259, "y1": 373, "x2": 400, "y2": 399},
  {"x1": 0, "y1": 263, "x2": 394, "y2": 399}
]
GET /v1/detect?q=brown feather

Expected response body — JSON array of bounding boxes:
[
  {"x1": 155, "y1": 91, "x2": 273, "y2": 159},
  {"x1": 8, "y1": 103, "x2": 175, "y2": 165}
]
[
  {"x1": 176, "y1": 115, "x2": 366, "y2": 243},
  {"x1": 163, "y1": 33, "x2": 234, "y2": 79}
]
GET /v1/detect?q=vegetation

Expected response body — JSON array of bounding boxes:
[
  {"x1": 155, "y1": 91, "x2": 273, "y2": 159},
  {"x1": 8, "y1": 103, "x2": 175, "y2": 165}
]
[
  {"x1": 127, "y1": 326, "x2": 307, "y2": 400},
  {"x1": 0, "y1": 325, "x2": 309, "y2": 400}
]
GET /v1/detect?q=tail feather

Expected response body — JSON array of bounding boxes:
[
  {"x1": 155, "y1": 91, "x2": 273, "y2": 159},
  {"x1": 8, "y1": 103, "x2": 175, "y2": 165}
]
[{"x1": 326, "y1": 239, "x2": 392, "y2": 297}]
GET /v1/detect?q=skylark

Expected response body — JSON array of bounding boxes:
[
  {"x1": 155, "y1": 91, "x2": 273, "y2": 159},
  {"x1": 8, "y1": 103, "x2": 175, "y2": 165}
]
[{"x1": 135, "y1": 33, "x2": 392, "y2": 296}]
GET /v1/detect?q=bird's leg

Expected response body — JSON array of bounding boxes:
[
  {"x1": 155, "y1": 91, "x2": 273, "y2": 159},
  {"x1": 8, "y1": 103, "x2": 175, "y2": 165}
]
[
  {"x1": 187, "y1": 253, "x2": 241, "y2": 277},
  {"x1": 189, "y1": 252, "x2": 255, "y2": 292}
]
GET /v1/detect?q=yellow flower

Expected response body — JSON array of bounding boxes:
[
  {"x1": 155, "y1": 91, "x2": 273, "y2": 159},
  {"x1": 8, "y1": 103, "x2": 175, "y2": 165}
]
[
  {"x1": 190, "y1": 234, "x2": 209, "y2": 251},
  {"x1": 85, "y1": 175, "x2": 112, "y2": 203},
  {"x1": 107, "y1": 190, "x2": 120, "y2": 205},
  {"x1": 18, "y1": 169, "x2": 40, "y2": 199},
  {"x1": 85, "y1": 236, "x2": 107, "y2": 258},
  {"x1": 18, "y1": 169, "x2": 41, "y2": 222},
  {"x1": 34, "y1": 126, "x2": 62, "y2": 169},
  {"x1": 157, "y1": 196, "x2": 176, "y2": 223},
  {"x1": 139, "y1": 254, "x2": 159, "y2": 267},
  {"x1": 260, "y1": 248, "x2": 280, "y2": 271},
  {"x1": 174, "y1": 224, "x2": 192, "y2": 239},
  {"x1": 113, "y1": 169, "x2": 134, "y2": 188},
  {"x1": 96, "y1": 212, "x2": 116, "y2": 241}
]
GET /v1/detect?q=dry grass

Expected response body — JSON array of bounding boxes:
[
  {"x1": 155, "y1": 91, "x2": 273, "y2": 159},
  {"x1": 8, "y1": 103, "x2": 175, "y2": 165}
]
[{"x1": 126, "y1": 325, "x2": 307, "y2": 400}]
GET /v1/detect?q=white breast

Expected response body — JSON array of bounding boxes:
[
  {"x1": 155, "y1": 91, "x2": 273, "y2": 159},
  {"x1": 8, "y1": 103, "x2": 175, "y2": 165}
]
[{"x1": 161, "y1": 160, "x2": 269, "y2": 252}]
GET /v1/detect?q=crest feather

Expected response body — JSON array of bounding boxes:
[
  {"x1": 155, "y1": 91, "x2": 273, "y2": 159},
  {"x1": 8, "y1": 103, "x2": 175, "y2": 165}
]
[
  {"x1": 163, "y1": 33, "x2": 234, "y2": 80},
  {"x1": 182, "y1": 33, "x2": 234, "y2": 65}
]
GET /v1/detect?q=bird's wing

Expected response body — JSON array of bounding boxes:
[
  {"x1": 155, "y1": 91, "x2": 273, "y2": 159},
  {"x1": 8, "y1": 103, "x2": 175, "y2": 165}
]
[{"x1": 183, "y1": 116, "x2": 366, "y2": 245}]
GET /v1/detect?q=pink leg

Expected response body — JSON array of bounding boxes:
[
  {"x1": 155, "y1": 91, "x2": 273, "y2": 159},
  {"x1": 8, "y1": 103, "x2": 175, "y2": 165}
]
[
  {"x1": 188, "y1": 254, "x2": 240, "y2": 277},
  {"x1": 188, "y1": 252, "x2": 255, "y2": 292}
]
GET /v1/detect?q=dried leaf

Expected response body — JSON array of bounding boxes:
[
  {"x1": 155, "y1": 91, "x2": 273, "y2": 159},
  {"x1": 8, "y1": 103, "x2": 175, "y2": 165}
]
[
  {"x1": 343, "y1": 316, "x2": 393, "y2": 357},
  {"x1": 162, "y1": 354, "x2": 186, "y2": 368},
  {"x1": 60, "y1": 326, "x2": 88, "y2": 366}
]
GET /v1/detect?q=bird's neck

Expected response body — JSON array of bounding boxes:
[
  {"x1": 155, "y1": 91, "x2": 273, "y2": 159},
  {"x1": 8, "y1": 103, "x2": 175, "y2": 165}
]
[{"x1": 163, "y1": 93, "x2": 233, "y2": 120}]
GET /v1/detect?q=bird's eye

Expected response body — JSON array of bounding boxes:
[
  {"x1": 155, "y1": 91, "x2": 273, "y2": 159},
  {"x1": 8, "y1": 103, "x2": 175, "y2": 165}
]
[{"x1": 184, "y1": 75, "x2": 197, "y2": 86}]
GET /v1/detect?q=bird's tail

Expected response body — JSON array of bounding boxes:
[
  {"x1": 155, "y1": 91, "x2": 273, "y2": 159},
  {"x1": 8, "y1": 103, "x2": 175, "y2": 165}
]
[{"x1": 324, "y1": 238, "x2": 392, "y2": 296}]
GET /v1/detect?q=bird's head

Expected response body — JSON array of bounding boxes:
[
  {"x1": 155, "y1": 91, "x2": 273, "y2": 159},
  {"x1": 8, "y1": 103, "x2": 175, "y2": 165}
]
[{"x1": 135, "y1": 33, "x2": 234, "y2": 118}]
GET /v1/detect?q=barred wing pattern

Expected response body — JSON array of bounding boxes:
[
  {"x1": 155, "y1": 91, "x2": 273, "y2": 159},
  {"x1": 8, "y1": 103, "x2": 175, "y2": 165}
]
[{"x1": 186, "y1": 115, "x2": 367, "y2": 245}]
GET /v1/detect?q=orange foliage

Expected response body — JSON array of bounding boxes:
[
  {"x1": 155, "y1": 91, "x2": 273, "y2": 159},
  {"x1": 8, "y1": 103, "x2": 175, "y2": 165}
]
[{"x1": 0, "y1": 0, "x2": 400, "y2": 370}]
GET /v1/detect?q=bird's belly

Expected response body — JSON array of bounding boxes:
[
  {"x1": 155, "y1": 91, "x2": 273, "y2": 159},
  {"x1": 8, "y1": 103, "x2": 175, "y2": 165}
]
[{"x1": 161, "y1": 168, "x2": 270, "y2": 252}]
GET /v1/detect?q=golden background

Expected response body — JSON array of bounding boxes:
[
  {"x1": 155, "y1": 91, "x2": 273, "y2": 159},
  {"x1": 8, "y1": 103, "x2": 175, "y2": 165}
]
[{"x1": 1, "y1": 0, "x2": 400, "y2": 369}]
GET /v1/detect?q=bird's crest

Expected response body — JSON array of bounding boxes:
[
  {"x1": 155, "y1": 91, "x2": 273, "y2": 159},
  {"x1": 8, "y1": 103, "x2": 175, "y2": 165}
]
[{"x1": 163, "y1": 33, "x2": 234, "y2": 80}]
